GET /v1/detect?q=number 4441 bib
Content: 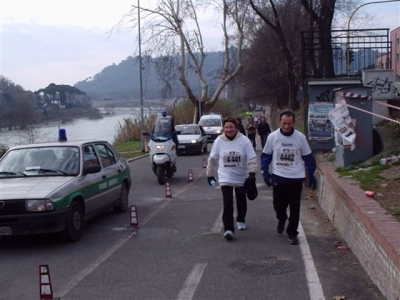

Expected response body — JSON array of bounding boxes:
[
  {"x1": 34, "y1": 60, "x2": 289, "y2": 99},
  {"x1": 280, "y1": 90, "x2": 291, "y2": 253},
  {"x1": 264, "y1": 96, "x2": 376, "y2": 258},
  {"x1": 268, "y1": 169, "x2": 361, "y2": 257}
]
[{"x1": 222, "y1": 151, "x2": 242, "y2": 168}]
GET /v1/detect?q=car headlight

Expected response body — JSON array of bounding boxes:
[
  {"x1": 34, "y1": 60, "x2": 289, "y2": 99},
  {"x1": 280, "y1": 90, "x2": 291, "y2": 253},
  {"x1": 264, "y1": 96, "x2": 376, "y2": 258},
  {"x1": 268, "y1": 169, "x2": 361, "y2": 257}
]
[
  {"x1": 26, "y1": 199, "x2": 54, "y2": 212},
  {"x1": 156, "y1": 145, "x2": 166, "y2": 150},
  {"x1": 216, "y1": 130, "x2": 221, "y2": 134},
  {"x1": 190, "y1": 139, "x2": 199, "y2": 144}
]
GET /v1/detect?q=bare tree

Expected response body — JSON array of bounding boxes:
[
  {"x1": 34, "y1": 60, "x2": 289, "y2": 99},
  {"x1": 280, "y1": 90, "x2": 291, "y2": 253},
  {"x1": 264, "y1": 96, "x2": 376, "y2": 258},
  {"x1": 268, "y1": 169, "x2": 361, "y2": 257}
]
[
  {"x1": 249, "y1": 0, "x2": 309, "y2": 111},
  {"x1": 123, "y1": 0, "x2": 250, "y2": 122}
]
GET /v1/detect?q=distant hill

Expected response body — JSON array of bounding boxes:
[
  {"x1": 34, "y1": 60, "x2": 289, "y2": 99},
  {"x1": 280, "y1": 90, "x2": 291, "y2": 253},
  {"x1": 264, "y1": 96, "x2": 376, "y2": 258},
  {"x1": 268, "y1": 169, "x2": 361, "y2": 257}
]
[{"x1": 74, "y1": 52, "x2": 225, "y2": 101}]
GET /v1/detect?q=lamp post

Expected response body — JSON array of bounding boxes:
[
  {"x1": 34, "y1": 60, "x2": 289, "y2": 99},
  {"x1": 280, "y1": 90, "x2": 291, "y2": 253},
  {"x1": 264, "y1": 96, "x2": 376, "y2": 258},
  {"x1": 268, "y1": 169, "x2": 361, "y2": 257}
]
[
  {"x1": 346, "y1": 0, "x2": 400, "y2": 75},
  {"x1": 197, "y1": 47, "x2": 203, "y2": 122},
  {"x1": 138, "y1": 0, "x2": 145, "y2": 152}
]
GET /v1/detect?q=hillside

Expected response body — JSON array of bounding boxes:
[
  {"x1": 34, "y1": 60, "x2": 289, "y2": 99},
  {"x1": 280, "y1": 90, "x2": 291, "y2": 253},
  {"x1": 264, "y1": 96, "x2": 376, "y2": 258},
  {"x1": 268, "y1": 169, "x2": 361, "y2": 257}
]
[{"x1": 74, "y1": 52, "x2": 225, "y2": 101}]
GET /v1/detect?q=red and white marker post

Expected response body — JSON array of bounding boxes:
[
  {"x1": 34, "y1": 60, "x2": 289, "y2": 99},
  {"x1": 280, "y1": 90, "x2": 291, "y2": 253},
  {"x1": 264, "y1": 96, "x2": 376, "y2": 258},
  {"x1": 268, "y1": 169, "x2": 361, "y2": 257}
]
[
  {"x1": 165, "y1": 182, "x2": 172, "y2": 198},
  {"x1": 188, "y1": 169, "x2": 193, "y2": 182},
  {"x1": 39, "y1": 265, "x2": 53, "y2": 300},
  {"x1": 130, "y1": 205, "x2": 139, "y2": 227}
]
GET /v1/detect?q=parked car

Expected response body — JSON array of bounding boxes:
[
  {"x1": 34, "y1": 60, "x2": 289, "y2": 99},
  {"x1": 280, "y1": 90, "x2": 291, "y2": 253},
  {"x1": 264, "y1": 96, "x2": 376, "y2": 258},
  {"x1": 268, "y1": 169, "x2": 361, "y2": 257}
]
[
  {"x1": 175, "y1": 124, "x2": 208, "y2": 155},
  {"x1": 0, "y1": 139, "x2": 131, "y2": 242},
  {"x1": 198, "y1": 113, "x2": 224, "y2": 142}
]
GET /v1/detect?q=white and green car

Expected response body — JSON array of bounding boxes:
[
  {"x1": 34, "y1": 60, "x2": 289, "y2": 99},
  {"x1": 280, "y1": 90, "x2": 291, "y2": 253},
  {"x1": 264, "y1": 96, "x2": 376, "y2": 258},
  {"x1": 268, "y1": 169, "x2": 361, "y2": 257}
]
[{"x1": 0, "y1": 140, "x2": 132, "y2": 242}]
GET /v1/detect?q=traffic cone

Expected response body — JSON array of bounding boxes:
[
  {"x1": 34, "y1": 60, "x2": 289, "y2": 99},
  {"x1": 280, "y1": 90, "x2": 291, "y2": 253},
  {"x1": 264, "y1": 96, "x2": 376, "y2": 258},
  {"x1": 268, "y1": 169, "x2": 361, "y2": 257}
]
[
  {"x1": 165, "y1": 182, "x2": 172, "y2": 198},
  {"x1": 188, "y1": 169, "x2": 193, "y2": 182},
  {"x1": 202, "y1": 158, "x2": 207, "y2": 168},
  {"x1": 39, "y1": 265, "x2": 53, "y2": 300},
  {"x1": 130, "y1": 205, "x2": 139, "y2": 227}
]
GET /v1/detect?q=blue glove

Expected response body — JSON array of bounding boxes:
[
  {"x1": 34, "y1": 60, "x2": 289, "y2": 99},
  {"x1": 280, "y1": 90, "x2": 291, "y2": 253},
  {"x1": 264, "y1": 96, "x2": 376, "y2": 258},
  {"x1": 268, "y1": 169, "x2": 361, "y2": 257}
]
[
  {"x1": 207, "y1": 176, "x2": 217, "y2": 186},
  {"x1": 309, "y1": 174, "x2": 317, "y2": 190},
  {"x1": 262, "y1": 171, "x2": 271, "y2": 187}
]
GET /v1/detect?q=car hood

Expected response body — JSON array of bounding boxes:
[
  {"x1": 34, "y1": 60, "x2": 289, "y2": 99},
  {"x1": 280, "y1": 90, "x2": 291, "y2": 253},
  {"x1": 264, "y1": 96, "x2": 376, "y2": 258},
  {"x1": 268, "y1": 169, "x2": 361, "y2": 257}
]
[
  {"x1": 177, "y1": 134, "x2": 201, "y2": 142},
  {"x1": 0, "y1": 177, "x2": 75, "y2": 200}
]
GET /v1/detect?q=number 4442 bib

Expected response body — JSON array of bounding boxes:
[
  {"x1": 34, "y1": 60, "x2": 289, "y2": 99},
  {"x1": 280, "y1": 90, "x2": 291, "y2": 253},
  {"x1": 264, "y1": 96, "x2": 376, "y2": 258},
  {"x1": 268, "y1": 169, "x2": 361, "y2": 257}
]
[
  {"x1": 222, "y1": 151, "x2": 242, "y2": 168},
  {"x1": 274, "y1": 148, "x2": 297, "y2": 168}
]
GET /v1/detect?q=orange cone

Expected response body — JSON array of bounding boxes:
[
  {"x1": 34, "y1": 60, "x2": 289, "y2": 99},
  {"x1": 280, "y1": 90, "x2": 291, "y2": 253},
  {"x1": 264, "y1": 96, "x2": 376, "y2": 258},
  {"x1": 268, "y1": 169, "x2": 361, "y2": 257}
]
[
  {"x1": 165, "y1": 182, "x2": 172, "y2": 198},
  {"x1": 130, "y1": 205, "x2": 139, "y2": 227},
  {"x1": 188, "y1": 169, "x2": 193, "y2": 182},
  {"x1": 39, "y1": 265, "x2": 53, "y2": 300},
  {"x1": 202, "y1": 158, "x2": 207, "y2": 168}
]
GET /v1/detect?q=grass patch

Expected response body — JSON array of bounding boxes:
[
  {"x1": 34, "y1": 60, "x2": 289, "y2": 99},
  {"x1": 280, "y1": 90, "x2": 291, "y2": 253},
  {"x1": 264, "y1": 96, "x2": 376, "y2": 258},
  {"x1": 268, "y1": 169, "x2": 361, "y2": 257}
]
[
  {"x1": 114, "y1": 139, "x2": 147, "y2": 160},
  {"x1": 336, "y1": 162, "x2": 390, "y2": 190}
]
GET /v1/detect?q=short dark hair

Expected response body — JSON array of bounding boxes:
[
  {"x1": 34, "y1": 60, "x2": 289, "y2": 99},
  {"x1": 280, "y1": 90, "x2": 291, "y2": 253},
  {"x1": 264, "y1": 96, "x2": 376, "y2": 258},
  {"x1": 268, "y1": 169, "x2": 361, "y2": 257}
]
[
  {"x1": 223, "y1": 116, "x2": 238, "y2": 128},
  {"x1": 279, "y1": 109, "x2": 295, "y2": 121}
]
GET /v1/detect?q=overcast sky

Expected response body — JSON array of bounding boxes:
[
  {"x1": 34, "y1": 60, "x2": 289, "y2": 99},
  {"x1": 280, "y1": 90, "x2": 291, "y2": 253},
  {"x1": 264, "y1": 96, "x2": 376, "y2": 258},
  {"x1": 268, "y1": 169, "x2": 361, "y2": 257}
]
[{"x1": 1, "y1": 0, "x2": 399, "y2": 92}]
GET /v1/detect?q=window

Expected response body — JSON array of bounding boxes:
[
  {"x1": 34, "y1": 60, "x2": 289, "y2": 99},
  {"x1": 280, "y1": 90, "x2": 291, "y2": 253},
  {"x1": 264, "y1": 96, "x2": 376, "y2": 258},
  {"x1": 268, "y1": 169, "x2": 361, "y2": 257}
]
[
  {"x1": 84, "y1": 145, "x2": 100, "y2": 168},
  {"x1": 94, "y1": 144, "x2": 116, "y2": 168}
]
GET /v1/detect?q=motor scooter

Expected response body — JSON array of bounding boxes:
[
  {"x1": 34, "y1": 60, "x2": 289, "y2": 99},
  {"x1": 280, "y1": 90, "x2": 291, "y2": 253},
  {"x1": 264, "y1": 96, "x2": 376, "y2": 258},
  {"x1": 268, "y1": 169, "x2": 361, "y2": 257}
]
[{"x1": 143, "y1": 113, "x2": 179, "y2": 185}]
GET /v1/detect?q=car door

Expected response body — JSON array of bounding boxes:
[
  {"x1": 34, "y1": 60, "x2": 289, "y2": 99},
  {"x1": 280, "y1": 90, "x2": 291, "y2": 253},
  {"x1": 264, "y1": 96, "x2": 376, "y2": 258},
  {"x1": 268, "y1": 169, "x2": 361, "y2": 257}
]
[
  {"x1": 81, "y1": 144, "x2": 109, "y2": 216},
  {"x1": 93, "y1": 143, "x2": 121, "y2": 205},
  {"x1": 199, "y1": 125, "x2": 208, "y2": 148}
]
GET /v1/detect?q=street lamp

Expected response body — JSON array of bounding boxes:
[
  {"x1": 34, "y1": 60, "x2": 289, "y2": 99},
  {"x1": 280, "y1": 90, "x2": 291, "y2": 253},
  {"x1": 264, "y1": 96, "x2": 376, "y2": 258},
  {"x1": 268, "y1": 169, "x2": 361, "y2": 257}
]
[
  {"x1": 138, "y1": 0, "x2": 145, "y2": 152},
  {"x1": 346, "y1": 0, "x2": 400, "y2": 75}
]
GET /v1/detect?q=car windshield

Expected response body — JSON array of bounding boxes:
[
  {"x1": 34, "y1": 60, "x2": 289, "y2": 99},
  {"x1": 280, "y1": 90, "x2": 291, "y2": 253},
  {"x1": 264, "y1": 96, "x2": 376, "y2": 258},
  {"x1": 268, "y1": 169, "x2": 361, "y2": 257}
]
[
  {"x1": 0, "y1": 146, "x2": 80, "y2": 177},
  {"x1": 176, "y1": 126, "x2": 200, "y2": 135},
  {"x1": 199, "y1": 119, "x2": 221, "y2": 127}
]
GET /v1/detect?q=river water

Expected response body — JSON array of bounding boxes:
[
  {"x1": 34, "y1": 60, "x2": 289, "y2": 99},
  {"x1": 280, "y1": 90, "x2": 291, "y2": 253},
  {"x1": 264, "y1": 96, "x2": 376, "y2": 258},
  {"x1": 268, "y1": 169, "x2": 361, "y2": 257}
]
[{"x1": 0, "y1": 108, "x2": 144, "y2": 148}]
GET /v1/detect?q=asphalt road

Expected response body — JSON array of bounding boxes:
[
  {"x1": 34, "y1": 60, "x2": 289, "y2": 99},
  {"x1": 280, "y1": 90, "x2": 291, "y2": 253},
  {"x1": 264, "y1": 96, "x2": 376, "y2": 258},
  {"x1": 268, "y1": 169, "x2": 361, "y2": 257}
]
[{"x1": 0, "y1": 146, "x2": 385, "y2": 300}]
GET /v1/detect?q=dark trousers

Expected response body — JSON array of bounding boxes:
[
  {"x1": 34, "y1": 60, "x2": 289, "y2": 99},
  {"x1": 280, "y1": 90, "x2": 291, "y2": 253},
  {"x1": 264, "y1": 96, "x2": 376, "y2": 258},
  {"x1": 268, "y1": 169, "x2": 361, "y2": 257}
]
[
  {"x1": 272, "y1": 182, "x2": 303, "y2": 237},
  {"x1": 221, "y1": 186, "x2": 247, "y2": 232},
  {"x1": 248, "y1": 133, "x2": 256, "y2": 148},
  {"x1": 260, "y1": 134, "x2": 268, "y2": 149}
]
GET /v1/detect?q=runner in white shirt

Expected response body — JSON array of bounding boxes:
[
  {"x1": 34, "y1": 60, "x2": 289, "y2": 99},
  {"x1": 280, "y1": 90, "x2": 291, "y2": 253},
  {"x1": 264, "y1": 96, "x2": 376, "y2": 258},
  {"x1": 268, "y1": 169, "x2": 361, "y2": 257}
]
[
  {"x1": 260, "y1": 109, "x2": 317, "y2": 245},
  {"x1": 206, "y1": 117, "x2": 258, "y2": 241}
]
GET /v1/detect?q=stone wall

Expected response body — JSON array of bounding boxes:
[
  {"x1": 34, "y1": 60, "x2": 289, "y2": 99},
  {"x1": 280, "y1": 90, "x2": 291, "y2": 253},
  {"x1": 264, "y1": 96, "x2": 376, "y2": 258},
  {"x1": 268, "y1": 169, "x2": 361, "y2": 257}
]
[{"x1": 318, "y1": 160, "x2": 400, "y2": 300}]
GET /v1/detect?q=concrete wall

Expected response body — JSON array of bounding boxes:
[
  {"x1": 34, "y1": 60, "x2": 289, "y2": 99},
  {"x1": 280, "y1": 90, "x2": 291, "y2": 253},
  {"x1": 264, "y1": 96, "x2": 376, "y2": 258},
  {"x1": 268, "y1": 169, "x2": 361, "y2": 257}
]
[{"x1": 317, "y1": 160, "x2": 400, "y2": 300}]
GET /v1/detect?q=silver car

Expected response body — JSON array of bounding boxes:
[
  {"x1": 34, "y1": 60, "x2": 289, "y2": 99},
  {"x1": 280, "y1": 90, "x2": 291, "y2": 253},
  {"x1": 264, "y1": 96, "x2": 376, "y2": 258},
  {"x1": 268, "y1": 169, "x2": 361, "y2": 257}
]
[{"x1": 0, "y1": 140, "x2": 131, "y2": 242}]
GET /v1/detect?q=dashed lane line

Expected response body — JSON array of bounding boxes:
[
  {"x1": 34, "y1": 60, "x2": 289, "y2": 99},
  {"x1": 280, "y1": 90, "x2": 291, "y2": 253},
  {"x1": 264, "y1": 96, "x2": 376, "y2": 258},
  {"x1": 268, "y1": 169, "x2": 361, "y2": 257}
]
[{"x1": 176, "y1": 263, "x2": 208, "y2": 300}]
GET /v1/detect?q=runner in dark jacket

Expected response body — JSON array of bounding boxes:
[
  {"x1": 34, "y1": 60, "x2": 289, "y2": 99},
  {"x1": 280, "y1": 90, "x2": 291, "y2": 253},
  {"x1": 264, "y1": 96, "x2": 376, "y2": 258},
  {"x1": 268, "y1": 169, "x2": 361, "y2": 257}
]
[{"x1": 257, "y1": 116, "x2": 271, "y2": 149}]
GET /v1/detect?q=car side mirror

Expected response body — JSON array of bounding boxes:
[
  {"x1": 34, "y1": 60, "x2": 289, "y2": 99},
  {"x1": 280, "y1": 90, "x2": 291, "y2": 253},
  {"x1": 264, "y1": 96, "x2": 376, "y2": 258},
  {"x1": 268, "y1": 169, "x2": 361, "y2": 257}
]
[{"x1": 83, "y1": 165, "x2": 101, "y2": 175}]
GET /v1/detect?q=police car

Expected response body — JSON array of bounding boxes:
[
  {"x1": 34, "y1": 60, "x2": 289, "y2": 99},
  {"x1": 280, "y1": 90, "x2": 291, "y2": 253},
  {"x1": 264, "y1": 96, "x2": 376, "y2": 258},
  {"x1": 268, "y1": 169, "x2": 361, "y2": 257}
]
[{"x1": 0, "y1": 135, "x2": 132, "y2": 242}]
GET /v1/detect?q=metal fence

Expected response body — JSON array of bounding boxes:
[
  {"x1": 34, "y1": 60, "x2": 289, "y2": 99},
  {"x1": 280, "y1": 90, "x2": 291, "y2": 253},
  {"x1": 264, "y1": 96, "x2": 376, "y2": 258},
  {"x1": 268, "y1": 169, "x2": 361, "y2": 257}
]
[{"x1": 301, "y1": 29, "x2": 391, "y2": 79}]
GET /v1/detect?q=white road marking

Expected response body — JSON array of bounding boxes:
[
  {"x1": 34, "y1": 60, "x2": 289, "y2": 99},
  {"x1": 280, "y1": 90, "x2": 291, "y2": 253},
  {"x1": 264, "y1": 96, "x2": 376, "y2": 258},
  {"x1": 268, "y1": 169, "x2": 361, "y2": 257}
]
[
  {"x1": 57, "y1": 231, "x2": 135, "y2": 298},
  {"x1": 57, "y1": 201, "x2": 171, "y2": 298},
  {"x1": 176, "y1": 263, "x2": 207, "y2": 300},
  {"x1": 298, "y1": 222, "x2": 326, "y2": 300},
  {"x1": 211, "y1": 209, "x2": 223, "y2": 233}
]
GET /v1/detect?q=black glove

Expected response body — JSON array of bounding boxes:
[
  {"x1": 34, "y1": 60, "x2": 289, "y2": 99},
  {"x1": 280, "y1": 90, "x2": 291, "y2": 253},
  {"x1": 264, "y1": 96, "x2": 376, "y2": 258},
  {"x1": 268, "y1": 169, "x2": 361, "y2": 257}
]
[
  {"x1": 207, "y1": 176, "x2": 217, "y2": 186},
  {"x1": 244, "y1": 172, "x2": 256, "y2": 189},
  {"x1": 262, "y1": 170, "x2": 272, "y2": 187},
  {"x1": 309, "y1": 174, "x2": 317, "y2": 190}
]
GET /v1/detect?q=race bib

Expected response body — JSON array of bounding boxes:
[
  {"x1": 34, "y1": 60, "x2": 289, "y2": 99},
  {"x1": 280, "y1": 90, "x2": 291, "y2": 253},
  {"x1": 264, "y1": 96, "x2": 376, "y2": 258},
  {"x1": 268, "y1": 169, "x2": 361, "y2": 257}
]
[
  {"x1": 274, "y1": 148, "x2": 296, "y2": 168},
  {"x1": 222, "y1": 151, "x2": 242, "y2": 168}
]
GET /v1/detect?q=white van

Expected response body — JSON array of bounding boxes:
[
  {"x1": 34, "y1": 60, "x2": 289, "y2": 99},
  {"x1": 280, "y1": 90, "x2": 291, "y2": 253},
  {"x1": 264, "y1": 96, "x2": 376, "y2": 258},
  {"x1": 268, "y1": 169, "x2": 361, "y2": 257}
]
[{"x1": 198, "y1": 113, "x2": 224, "y2": 142}]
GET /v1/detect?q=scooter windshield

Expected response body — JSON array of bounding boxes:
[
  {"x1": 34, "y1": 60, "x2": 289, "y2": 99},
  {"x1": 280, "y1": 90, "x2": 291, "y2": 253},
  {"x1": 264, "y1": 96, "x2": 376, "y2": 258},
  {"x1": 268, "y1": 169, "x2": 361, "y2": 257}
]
[{"x1": 151, "y1": 116, "x2": 173, "y2": 141}]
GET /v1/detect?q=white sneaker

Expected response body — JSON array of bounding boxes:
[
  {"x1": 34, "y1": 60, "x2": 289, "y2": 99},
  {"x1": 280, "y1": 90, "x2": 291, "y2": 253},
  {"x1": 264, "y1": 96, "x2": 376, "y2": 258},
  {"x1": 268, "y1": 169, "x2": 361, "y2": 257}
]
[
  {"x1": 237, "y1": 222, "x2": 246, "y2": 230},
  {"x1": 224, "y1": 230, "x2": 234, "y2": 240}
]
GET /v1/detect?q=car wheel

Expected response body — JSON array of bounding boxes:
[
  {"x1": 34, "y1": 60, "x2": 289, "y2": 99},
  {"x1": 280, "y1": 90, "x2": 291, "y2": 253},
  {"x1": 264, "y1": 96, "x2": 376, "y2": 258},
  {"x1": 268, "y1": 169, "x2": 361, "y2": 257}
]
[
  {"x1": 114, "y1": 184, "x2": 129, "y2": 213},
  {"x1": 157, "y1": 165, "x2": 165, "y2": 185},
  {"x1": 62, "y1": 201, "x2": 84, "y2": 242}
]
